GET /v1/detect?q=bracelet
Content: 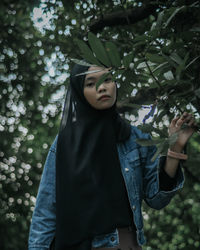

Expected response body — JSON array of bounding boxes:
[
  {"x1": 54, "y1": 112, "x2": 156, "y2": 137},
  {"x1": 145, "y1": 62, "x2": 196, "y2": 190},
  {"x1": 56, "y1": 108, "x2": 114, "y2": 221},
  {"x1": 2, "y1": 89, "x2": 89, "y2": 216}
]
[{"x1": 167, "y1": 149, "x2": 188, "y2": 160}]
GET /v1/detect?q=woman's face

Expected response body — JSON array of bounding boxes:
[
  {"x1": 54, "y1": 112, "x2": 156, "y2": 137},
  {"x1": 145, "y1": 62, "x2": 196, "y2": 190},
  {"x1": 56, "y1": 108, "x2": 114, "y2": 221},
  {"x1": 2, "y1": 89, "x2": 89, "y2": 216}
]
[{"x1": 83, "y1": 66, "x2": 117, "y2": 110}]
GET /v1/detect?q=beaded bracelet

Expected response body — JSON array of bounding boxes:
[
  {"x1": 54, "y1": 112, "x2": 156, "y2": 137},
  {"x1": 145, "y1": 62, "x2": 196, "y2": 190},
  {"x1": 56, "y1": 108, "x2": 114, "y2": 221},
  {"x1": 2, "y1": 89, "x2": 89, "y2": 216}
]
[{"x1": 167, "y1": 149, "x2": 188, "y2": 160}]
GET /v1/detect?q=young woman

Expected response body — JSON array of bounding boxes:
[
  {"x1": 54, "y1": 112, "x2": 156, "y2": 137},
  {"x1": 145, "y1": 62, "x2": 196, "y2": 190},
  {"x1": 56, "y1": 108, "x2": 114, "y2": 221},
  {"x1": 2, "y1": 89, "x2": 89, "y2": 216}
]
[{"x1": 28, "y1": 64, "x2": 195, "y2": 250}]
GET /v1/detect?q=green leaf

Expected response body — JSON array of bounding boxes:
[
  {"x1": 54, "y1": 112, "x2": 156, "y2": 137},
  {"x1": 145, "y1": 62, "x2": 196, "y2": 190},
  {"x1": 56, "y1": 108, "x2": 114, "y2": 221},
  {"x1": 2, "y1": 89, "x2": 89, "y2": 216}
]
[
  {"x1": 164, "y1": 6, "x2": 185, "y2": 28},
  {"x1": 151, "y1": 143, "x2": 165, "y2": 161},
  {"x1": 137, "y1": 61, "x2": 156, "y2": 69},
  {"x1": 189, "y1": 1, "x2": 199, "y2": 7},
  {"x1": 70, "y1": 58, "x2": 94, "y2": 67},
  {"x1": 154, "y1": 110, "x2": 167, "y2": 123},
  {"x1": 76, "y1": 39, "x2": 101, "y2": 66},
  {"x1": 88, "y1": 32, "x2": 111, "y2": 67},
  {"x1": 152, "y1": 62, "x2": 171, "y2": 77},
  {"x1": 132, "y1": 41, "x2": 147, "y2": 48},
  {"x1": 105, "y1": 41, "x2": 121, "y2": 67},
  {"x1": 111, "y1": 69, "x2": 134, "y2": 99},
  {"x1": 170, "y1": 52, "x2": 183, "y2": 65},
  {"x1": 161, "y1": 53, "x2": 177, "y2": 68},
  {"x1": 134, "y1": 58, "x2": 145, "y2": 68},
  {"x1": 152, "y1": 62, "x2": 169, "y2": 73},
  {"x1": 75, "y1": 69, "x2": 104, "y2": 76},
  {"x1": 95, "y1": 72, "x2": 111, "y2": 90},
  {"x1": 185, "y1": 56, "x2": 200, "y2": 70},
  {"x1": 123, "y1": 52, "x2": 133, "y2": 68},
  {"x1": 133, "y1": 34, "x2": 148, "y2": 42},
  {"x1": 175, "y1": 52, "x2": 189, "y2": 80},
  {"x1": 155, "y1": 10, "x2": 165, "y2": 29},
  {"x1": 146, "y1": 53, "x2": 166, "y2": 64},
  {"x1": 118, "y1": 81, "x2": 133, "y2": 99},
  {"x1": 151, "y1": 140, "x2": 170, "y2": 161}
]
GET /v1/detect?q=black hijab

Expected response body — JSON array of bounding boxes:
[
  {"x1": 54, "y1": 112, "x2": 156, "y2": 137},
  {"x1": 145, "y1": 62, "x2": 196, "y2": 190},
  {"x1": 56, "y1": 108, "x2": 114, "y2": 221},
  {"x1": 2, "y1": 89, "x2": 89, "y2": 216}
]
[{"x1": 55, "y1": 64, "x2": 131, "y2": 250}]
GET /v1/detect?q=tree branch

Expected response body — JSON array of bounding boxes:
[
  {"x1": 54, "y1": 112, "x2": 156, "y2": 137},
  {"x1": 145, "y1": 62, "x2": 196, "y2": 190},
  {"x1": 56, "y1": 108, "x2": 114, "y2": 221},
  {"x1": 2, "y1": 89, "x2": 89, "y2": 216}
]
[{"x1": 89, "y1": 4, "x2": 159, "y2": 33}]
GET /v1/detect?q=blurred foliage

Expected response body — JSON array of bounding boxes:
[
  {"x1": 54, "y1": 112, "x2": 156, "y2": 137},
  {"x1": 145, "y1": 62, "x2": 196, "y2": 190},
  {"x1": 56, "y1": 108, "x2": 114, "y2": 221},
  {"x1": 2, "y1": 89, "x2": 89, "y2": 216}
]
[{"x1": 0, "y1": 0, "x2": 200, "y2": 249}]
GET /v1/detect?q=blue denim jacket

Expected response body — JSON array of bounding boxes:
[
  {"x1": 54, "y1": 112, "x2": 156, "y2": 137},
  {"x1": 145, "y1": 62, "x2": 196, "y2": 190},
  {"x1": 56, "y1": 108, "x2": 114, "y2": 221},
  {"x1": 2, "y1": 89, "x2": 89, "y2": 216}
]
[{"x1": 28, "y1": 126, "x2": 184, "y2": 249}]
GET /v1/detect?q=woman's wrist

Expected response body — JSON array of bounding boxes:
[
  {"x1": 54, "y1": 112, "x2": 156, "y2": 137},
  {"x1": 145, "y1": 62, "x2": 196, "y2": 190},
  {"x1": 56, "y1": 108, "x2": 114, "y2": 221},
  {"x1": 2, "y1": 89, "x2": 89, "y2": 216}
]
[
  {"x1": 170, "y1": 143, "x2": 184, "y2": 153},
  {"x1": 167, "y1": 149, "x2": 188, "y2": 160}
]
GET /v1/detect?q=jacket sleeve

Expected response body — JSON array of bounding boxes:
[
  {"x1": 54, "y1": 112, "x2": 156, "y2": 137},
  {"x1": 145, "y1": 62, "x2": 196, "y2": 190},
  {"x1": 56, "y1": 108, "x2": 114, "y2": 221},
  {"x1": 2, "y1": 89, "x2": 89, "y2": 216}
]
[
  {"x1": 28, "y1": 136, "x2": 57, "y2": 250},
  {"x1": 141, "y1": 134, "x2": 184, "y2": 210}
]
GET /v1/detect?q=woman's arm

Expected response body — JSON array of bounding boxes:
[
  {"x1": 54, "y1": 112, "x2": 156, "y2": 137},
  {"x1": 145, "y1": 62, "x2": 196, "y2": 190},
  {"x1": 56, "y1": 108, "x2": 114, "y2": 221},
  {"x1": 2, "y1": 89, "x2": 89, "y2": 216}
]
[
  {"x1": 28, "y1": 137, "x2": 57, "y2": 250},
  {"x1": 164, "y1": 112, "x2": 195, "y2": 178},
  {"x1": 143, "y1": 112, "x2": 195, "y2": 209}
]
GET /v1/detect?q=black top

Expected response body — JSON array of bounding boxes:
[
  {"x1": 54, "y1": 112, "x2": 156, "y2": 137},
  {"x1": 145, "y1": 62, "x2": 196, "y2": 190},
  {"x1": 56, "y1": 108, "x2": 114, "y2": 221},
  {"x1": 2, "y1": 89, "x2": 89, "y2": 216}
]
[{"x1": 55, "y1": 64, "x2": 131, "y2": 250}]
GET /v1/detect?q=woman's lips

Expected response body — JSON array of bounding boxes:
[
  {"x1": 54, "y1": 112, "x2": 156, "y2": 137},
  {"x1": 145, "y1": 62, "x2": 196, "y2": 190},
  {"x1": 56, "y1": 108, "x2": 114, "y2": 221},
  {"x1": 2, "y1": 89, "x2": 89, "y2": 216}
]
[{"x1": 98, "y1": 95, "x2": 111, "y2": 101}]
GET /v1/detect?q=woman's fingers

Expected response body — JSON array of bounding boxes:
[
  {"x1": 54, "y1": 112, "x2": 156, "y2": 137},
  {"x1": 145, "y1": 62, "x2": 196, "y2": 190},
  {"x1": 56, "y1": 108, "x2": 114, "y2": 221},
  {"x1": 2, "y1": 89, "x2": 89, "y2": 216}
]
[
  {"x1": 176, "y1": 113, "x2": 188, "y2": 127},
  {"x1": 176, "y1": 118, "x2": 184, "y2": 127},
  {"x1": 170, "y1": 117, "x2": 179, "y2": 127},
  {"x1": 170, "y1": 112, "x2": 196, "y2": 130},
  {"x1": 175, "y1": 112, "x2": 195, "y2": 129},
  {"x1": 169, "y1": 112, "x2": 196, "y2": 139}
]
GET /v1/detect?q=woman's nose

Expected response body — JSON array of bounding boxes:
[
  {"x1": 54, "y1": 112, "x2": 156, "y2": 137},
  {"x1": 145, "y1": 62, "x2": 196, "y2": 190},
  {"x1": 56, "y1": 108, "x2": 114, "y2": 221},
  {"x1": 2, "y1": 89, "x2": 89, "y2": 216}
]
[{"x1": 97, "y1": 83, "x2": 106, "y2": 92}]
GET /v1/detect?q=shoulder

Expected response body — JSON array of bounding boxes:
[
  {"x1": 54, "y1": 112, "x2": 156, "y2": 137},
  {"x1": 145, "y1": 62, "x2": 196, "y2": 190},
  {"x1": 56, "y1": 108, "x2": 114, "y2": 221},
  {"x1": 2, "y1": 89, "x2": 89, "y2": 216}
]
[
  {"x1": 117, "y1": 125, "x2": 151, "y2": 154},
  {"x1": 119, "y1": 125, "x2": 151, "y2": 150},
  {"x1": 118, "y1": 126, "x2": 151, "y2": 157},
  {"x1": 129, "y1": 125, "x2": 151, "y2": 142}
]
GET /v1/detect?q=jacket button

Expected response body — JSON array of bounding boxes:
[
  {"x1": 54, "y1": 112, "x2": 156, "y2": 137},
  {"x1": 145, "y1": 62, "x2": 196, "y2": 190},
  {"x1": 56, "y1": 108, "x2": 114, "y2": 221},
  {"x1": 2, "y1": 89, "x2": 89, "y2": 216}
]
[
  {"x1": 125, "y1": 168, "x2": 129, "y2": 172},
  {"x1": 110, "y1": 236, "x2": 115, "y2": 242},
  {"x1": 132, "y1": 205, "x2": 136, "y2": 211}
]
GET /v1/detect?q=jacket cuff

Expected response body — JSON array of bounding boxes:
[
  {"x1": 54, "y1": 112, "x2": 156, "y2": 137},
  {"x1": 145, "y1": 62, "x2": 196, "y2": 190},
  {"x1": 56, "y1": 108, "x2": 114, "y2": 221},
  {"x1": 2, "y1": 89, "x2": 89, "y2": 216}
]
[{"x1": 158, "y1": 156, "x2": 184, "y2": 192}]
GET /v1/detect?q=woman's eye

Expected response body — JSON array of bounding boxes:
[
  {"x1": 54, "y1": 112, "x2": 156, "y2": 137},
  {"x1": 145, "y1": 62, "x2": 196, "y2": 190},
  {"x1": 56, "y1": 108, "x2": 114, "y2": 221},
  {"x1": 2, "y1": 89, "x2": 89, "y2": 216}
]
[{"x1": 86, "y1": 82, "x2": 95, "y2": 87}]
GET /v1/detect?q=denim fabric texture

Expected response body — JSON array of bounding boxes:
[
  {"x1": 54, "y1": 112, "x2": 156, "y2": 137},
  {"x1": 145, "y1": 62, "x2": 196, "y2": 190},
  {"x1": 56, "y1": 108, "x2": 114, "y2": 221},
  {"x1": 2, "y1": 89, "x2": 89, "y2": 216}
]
[{"x1": 28, "y1": 126, "x2": 184, "y2": 249}]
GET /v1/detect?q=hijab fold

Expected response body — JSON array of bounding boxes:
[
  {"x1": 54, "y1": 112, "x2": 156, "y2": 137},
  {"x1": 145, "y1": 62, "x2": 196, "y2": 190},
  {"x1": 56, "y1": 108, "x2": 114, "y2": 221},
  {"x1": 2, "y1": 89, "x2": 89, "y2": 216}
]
[{"x1": 55, "y1": 64, "x2": 131, "y2": 250}]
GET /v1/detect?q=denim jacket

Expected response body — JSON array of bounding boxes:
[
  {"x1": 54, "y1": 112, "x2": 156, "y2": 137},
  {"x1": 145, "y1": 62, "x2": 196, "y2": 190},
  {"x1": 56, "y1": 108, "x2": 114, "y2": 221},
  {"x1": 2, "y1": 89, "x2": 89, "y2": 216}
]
[{"x1": 28, "y1": 126, "x2": 184, "y2": 249}]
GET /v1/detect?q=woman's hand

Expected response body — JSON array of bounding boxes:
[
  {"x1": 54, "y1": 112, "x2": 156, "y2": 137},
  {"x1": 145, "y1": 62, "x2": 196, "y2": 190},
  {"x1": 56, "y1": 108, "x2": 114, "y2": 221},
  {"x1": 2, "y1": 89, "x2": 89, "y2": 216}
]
[{"x1": 168, "y1": 112, "x2": 196, "y2": 152}]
